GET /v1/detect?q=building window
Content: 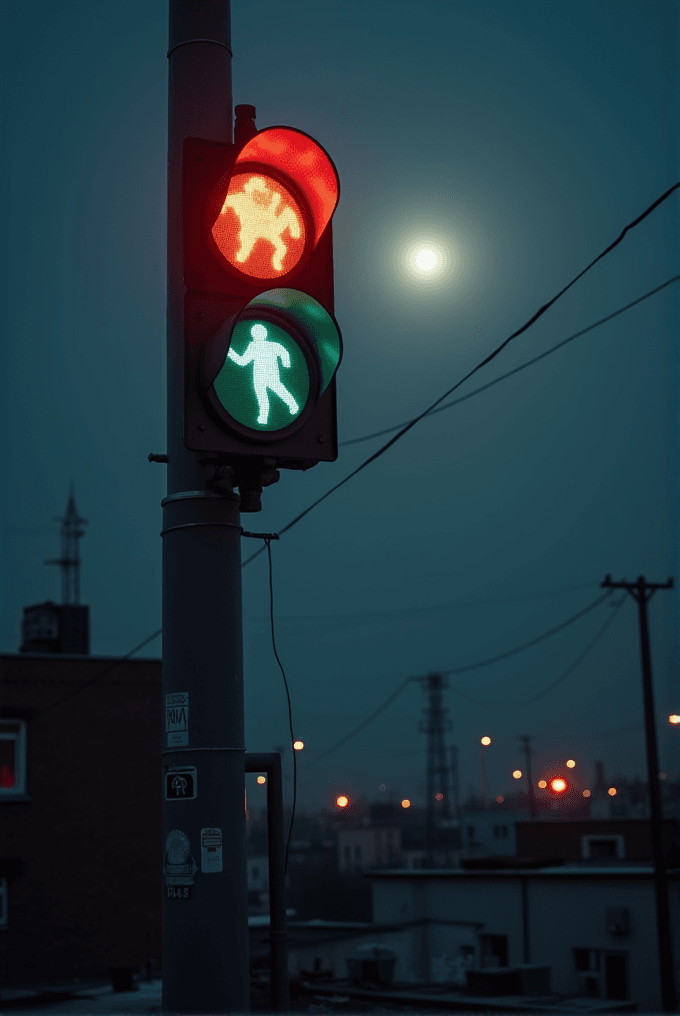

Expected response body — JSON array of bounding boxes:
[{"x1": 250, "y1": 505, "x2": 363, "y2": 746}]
[
  {"x1": 343, "y1": 845, "x2": 351, "y2": 861},
  {"x1": 0, "y1": 879, "x2": 6, "y2": 929},
  {"x1": 354, "y1": 845, "x2": 362, "y2": 861},
  {"x1": 574, "y1": 948, "x2": 601, "y2": 972},
  {"x1": 492, "y1": 824, "x2": 509, "y2": 840},
  {"x1": 480, "y1": 934, "x2": 508, "y2": 968},
  {"x1": 0, "y1": 720, "x2": 27, "y2": 797},
  {"x1": 581, "y1": 835, "x2": 625, "y2": 860},
  {"x1": 251, "y1": 866, "x2": 259, "y2": 880},
  {"x1": 467, "y1": 826, "x2": 474, "y2": 841}
]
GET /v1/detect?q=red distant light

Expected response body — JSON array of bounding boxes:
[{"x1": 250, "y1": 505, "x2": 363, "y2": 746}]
[
  {"x1": 336, "y1": 795, "x2": 349, "y2": 808},
  {"x1": 549, "y1": 776, "x2": 568, "y2": 794}
]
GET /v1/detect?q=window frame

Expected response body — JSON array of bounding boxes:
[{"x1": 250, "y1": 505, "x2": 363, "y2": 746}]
[
  {"x1": 581, "y1": 834, "x2": 625, "y2": 860},
  {"x1": 0, "y1": 719, "x2": 28, "y2": 799},
  {"x1": 0, "y1": 878, "x2": 6, "y2": 929}
]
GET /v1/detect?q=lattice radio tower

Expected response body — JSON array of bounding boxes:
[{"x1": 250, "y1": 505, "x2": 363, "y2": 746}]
[
  {"x1": 418, "y1": 673, "x2": 453, "y2": 865},
  {"x1": 45, "y1": 485, "x2": 88, "y2": 604}
]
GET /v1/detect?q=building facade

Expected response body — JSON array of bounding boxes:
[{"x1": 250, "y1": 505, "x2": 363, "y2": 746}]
[{"x1": 1, "y1": 652, "x2": 162, "y2": 986}]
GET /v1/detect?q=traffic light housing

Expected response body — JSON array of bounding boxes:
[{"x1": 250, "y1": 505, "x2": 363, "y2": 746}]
[{"x1": 182, "y1": 118, "x2": 342, "y2": 506}]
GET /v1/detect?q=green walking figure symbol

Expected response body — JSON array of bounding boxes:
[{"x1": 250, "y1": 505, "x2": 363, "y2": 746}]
[{"x1": 227, "y1": 323, "x2": 299, "y2": 425}]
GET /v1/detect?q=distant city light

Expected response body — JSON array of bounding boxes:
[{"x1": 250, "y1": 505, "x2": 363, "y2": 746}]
[
  {"x1": 512, "y1": 770, "x2": 522, "y2": 780},
  {"x1": 293, "y1": 740, "x2": 305, "y2": 751},
  {"x1": 435, "y1": 792, "x2": 444, "y2": 801},
  {"x1": 481, "y1": 736, "x2": 492, "y2": 746},
  {"x1": 566, "y1": 759, "x2": 576, "y2": 768},
  {"x1": 583, "y1": 789, "x2": 591, "y2": 797},
  {"x1": 669, "y1": 715, "x2": 680, "y2": 725},
  {"x1": 336, "y1": 795, "x2": 349, "y2": 808},
  {"x1": 608, "y1": 787, "x2": 617, "y2": 797},
  {"x1": 401, "y1": 799, "x2": 411, "y2": 809},
  {"x1": 549, "y1": 777, "x2": 568, "y2": 794},
  {"x1": 496, "y1": 795, "x2": 504, "y2": 803},
  {"x1": 538, "y1": 780, "x2": 547, "y2": 789},
  {"x1": 256, "y1": 776, "x2": 266, "y2": 785}
]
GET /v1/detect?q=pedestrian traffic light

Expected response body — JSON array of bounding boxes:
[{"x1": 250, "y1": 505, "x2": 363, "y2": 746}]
[{"x1": 183, "y1": 112, "x2": 342, "y2": 508}]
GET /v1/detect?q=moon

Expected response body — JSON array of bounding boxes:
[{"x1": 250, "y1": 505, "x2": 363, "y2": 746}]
[{"x1": 415, "y1": 247, "x2": 438, "y2": 271}]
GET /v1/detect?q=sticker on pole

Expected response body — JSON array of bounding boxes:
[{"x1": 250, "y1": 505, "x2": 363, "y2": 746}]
[
  {"x1": 165, "y1": 767, "x2": 197, "y2": 800},
  {"x1": 164, "y1": 828, "x2": 198, "y2": 898},
  {"x1": 201, "y1": 827, "x2": 223, "y2": 873},
  {"x1": 166, "y1": 692, "x2": 189, "y2": 747}
]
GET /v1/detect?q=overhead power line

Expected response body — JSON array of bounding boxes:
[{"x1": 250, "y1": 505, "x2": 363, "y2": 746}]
[
  {"x1": 35, "y1": 628, "x2": 162, "y2": 718},
  {"x1": 305, "y1": 589, "x2": 615, "y2": 763},
  {"x1": 243, "y1": 182, "x2": 680, "y2": 568},
  {"x1": 447, "y1": 595, "x2": 626, "y2": 708},
  {"x1": 443, "y1": 589, "x2": 613, "y2": 676},
  {"x1": 340, "y1": 275, "x2": 680, "y2": 448}
]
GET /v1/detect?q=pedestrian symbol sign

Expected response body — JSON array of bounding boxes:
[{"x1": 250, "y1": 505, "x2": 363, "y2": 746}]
[
  {"x1": 165, "y1": 767, "x2": 197, "y2": 801},
  {"x1": 213, "y1": 318, "x2": 310, "y2": 433}
]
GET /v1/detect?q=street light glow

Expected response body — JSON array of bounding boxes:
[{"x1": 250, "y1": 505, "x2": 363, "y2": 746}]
[
  {"x1": 512, "y1": 770, "x2": 522, "y2": 779},
  {"x1": 583, "y1": 789, "x2": 591, "y2": 797},
  {"x1": 481, "y1": 736, "x2": 491, "y2": 746},
  {"x1": 256, "y1": 775, "x2": 266, "y2": 785},
  {"x1": 293, "y1": 740, "x2": 305, "y2": 750},
  {"x1": 566, "y1": 759, "x2": 576, "y2": 768},
  {"x1": 336, "y1": 795, "x2": 349, "y2": 808},
  {"x1": 670, "y1": 715, "x2": 680, "y2": 725},
  {"x1": 538, "y1": 780, "x2": 547, "y2": 789},
  {"x1": 401, "y1": 799, "x2": 411, "y2": 809},
  {"x1": 608, "y1": 787, "x2": 617, "y2": 796}
]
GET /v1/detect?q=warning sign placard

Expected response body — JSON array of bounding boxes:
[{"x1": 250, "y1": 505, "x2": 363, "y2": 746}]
[{"x1": 166, "y1": 692, "x2": 189, "y2": 747}]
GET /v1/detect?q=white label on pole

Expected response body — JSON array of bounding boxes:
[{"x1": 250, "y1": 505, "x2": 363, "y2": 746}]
[
  {"x1": 166, "y1": 692, "x2": 189, "y2": 747},
  {"x1": 201, "y1": 827, "x2": 223, "y2": 873}
]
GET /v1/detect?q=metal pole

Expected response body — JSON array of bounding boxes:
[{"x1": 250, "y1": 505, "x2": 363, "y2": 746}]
[
  {"x1": 162, "y1": 4, "x2": 249, "y2": 1014},
  {"x1": 636, "y1": 580, "x2": 676, "y2": 1013},
  {"x1": 601, "y1": 574, "x2": 676, "y2": 1012},
  {"x1": 519, "y1": 735, "x2": 537, "y2": 819},
  {"x1": 245, "y1": 753, "x2": 289, "y2": 1011}
]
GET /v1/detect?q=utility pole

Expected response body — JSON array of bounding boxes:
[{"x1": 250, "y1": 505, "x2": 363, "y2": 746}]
[
  {"x1": 601, "y1": 574, "x2": 676, "y2": 1012},
  {"x1": 418, "y1": 674, "x2": 452, "y2": 866},
  {"x1": 162, "y1": 4, "x2": 249, "y2": 1014},
  {"x1": 518, "y1": 735, "x2": 537, "y2": 818}
]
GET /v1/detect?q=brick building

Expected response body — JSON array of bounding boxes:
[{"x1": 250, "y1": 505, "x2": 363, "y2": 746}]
[{"x1": 1, "y1": 651, "x2": 162, "y2": 987}]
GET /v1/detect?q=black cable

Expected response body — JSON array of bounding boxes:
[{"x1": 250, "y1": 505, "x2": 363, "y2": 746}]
[
  {"x1": 339, "y1": 275, "x2": 680, "y2": 447},
  {"x1": 442, "y1": 588, "x2": 614, "y2": 676},
  {"x1": 35, "y1": 628, "x2": 163, "y2": 718},
  {"x1": 242, "y1": 182, "x2": 680, "y2": 569},
  {"x1": 265, "y1": 538, "x2": 296, "y2": 876},
  {"x1": 306, "y1": 676, "x2": 414, "y2": 764},
  {"x1": 446, "y1": 594, "x2": 626, "y2": 708}
]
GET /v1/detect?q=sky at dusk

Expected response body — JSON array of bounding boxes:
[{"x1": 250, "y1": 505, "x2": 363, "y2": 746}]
[{"x1": 2, "y1": 1, "x2": 679, "y2": 810}]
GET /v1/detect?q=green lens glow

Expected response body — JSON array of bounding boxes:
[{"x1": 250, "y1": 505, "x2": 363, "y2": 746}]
[{"x1": 213, "y1": 319, "x2": 310, "y2": 432}]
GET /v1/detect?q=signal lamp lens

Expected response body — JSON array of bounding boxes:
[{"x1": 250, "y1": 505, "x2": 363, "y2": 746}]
[
  {"x1": 538, "y1": 780, "x2": 547, "y2": 789},
  {"x1": 670, "y1": 715, "x2": 680, "y2": 725},
  {"x1": 566, "y1": 759, "x2": 576, "y2": 768},
  {"x1": 608, "y1": 787, "x2": 617, "y2": 796},
  {"x1": 496, "y1": 795, "x2": 504, "y2": 803},
  {"x1": 583, "y1": 789, "x2": 591, "y2": 797},
  {"x1": 212, "y1": 172, "x2": 307, "y2": 280},
  {"x1": 401, "y1": 799, "x2": 411, "y2": 809},
  {"x1": 293, "y1": 740, "x2": 305, "y2": 751},
  {"x1": 256, "y1": 776, "x2": 266, "y2": 785}
]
